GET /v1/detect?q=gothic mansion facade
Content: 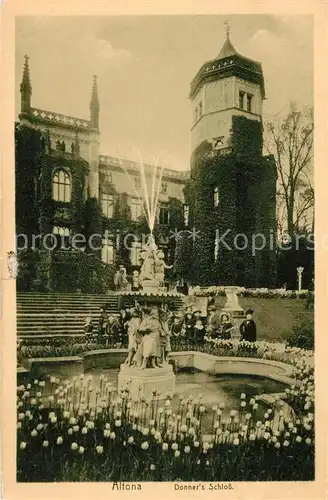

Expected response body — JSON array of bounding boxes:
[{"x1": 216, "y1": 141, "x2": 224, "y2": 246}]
[{"x1": 16, "y1": 32, "x2": 276, "y2": 290}]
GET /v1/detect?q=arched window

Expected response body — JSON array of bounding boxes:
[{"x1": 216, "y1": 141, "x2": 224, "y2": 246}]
[
  {"x1": 52, "y1": 226, "x2": 71, "y2": 250},
  {"x1": 214, "y1": 187, "x2": 219, "y2": 208},
  {"x1": 53, "y1": 169, "x2": 71, "y2": 202}
]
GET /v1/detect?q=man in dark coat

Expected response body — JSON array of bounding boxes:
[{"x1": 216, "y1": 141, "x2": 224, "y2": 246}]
[
  {"x1": 206, "y1": 306, "x2": 221, "y2": 338},
  {"x1": 239, "y1": 309, "x2": 257, "y2": 342}
]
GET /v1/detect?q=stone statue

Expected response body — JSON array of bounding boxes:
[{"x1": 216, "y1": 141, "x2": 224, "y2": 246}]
[
  {"x1": 114, "y1": 265, "x2": 128, "y2": 291},
  {"x1": 135, "y1": 307, "x2": 161, "y2": 369},
  {"x1": 154, "y1": 249, "x2": 173, "y2": 287},
  {"x1": 139, "y1": 236, "x2": 172, "y2": 288}
]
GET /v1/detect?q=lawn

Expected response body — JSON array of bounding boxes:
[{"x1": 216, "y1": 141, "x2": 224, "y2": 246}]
[{"x1": 213, "y1": 297, "x2": 313, "y2": 342}]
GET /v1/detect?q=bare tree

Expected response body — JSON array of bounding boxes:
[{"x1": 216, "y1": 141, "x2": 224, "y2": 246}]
[{"x1": 265, "y1": 104, "x2": 314, "y2": 236}]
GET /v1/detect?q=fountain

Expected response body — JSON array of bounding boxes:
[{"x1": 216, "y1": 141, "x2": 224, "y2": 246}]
[
  {"x1": 116, "y1": 153, "x2": 184, "y2": 400},
  {"x1": 117, "y1": 236, "x2": 184, "y2": 400}
]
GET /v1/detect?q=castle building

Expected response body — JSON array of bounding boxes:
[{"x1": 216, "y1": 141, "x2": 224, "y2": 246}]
[
  {"x1": 17, "y1": 55, "x2": 187, "y2": 275},
  {"x1": 185, "y1": 30, "x2": 277, "y2": 287},
  {"x1": 16, "y1": 29, "x2": 277, "y2": 291}
]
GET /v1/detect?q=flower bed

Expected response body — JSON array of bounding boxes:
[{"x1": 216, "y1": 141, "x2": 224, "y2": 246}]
[
  {"x1": 191, "y1": 286, "x2": 311, "y2": 299},
  {"x1": 18, "y1": 336, "x2": 314, "y2": 368},
  {"x1": 17, "y1": 358, "x2": 314, "y2": 482}
]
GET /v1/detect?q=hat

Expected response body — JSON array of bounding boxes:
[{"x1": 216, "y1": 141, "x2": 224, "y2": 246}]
[{"x1": 245, "y1": 308, "x2": 254, "y2": 315}]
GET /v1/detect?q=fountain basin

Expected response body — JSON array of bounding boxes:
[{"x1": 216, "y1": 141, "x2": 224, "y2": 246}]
[{"x1": 21, "y1": 350, "x2": 294, "y2": 387}]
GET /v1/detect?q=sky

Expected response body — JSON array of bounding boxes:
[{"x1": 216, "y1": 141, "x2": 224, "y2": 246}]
[{"x1": 15, "y1": 15, "x2": 313, "y2": 170}]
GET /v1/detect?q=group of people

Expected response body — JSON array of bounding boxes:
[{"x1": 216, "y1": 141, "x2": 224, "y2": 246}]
[
  {"x1": 84, "y1": 307, "x2": 132, "y2": 346},
  {"x1": 165, "y1": 306, "x2": 257, "y2": 344},
  {"x1": 83, "y1": 304, "x2": 257, "y2": 355},
  {"x1": 167, "y1": 306, "x2": 234, "y2": 345}
]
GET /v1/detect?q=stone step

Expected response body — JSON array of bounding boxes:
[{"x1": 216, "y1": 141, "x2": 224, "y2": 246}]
[{"x1": 16, "y1": 292, "x2": 184, "y2": 337}]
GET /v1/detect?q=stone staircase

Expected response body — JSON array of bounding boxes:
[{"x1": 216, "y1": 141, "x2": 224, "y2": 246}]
[
  {"x1": 17, "y1": 292, "x2": 119, "y2": 338},
  {"x1": 17, "y1": 292, "x2": 185, "y2": 338}
]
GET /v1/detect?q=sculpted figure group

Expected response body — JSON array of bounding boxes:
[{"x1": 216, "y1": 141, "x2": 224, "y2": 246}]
[
  {"x1": 124, "y1": 305, "x2": 171, "y2": 370},
  {"x1": 139, "y1": 236, "x2": 173, "y2": 288}
]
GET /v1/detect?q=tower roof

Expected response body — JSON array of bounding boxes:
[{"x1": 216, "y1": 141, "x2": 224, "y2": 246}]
[
  {"x1": 20, "y1": 55, "x2": 32, "y2": 93},
  {"x1": 217, "y1": 36, "x2": 238, "y2": 59},
  {"x1": 190, "y1": 30, "x2": 265, "y2": 100}
]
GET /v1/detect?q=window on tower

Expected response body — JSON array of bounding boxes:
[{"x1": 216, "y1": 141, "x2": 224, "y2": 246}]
[
  {"x1": 247, "y1": 94, "x2": 253, "y2": 112},
  {"x1": 52, "y1": 169, "x2": 71, "y2": 202},
  {"x1": 239, "y1": 91, "x2": 245, "y2": 110},
  {"x1": 101, "y1": 193, "x2": 114, "y2": 218},
  {"x1": 213, "y1": 136, "x2": 224, "y2": 150}
]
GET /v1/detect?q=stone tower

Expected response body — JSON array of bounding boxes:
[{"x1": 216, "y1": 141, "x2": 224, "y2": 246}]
[
  {"x1": 186, "y1": 29, "x2": 277, "y2": 287},
  {"x1": 190, "y1": 27, "x2": 264, "y2": 153}
]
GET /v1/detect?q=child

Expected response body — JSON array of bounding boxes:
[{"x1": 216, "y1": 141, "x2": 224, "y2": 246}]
[
  {"x1": 170, "y1": 315, "x2": 183, "y2": 337},
  {"x1": 84, "y1": 316, "x2": 93, "y2": 335},
  {"x1": 219, "y1": 313, "x2": 234, "y2": 340},
  {"x1": 194, "y1": 317, "x2": 205, "y2": 346}
]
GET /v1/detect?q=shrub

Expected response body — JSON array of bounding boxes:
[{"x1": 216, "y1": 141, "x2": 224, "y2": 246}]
[{"x1": 286, "y1": 319, "x2": 314, "y2": 350}]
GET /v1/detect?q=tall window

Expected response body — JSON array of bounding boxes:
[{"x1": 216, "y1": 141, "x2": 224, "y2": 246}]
[
  {"x1": 105, "y1": 172, "x2": 112, "y2": 184},
  {"x1": 183, "y1": 204, "x2": 189, "y2": 227},
  {"x1": 214, "y1": 187, "x2": 219, "y2": 208},
  {"x1": 246, "y1": 93, "x2": 253, "y2": 112},
  {"x1": 161, "y1": 181, "x2": 168, "y2": 193},
  {"x1": 239, "y1": 91, "x2": 245, "y2": 110},
  {"x1": 214, "y1": 231, "x2": 220, "y2": 261},
  {"x1": 130, "y1": 241, "x2": 141, "y2": 266},
  {"x1": 134, "y1": 176, "x2": 141, "y2": 189},
  {"x1": 52, "y1": 169, "x2": 71, "y2": 202},
  {"x1": 199, "y1": 101, "x2": 203, "y2": 117},
  {"x1": 131, "y1": 199, "x2": 142, "y2": 221},
  {"x1": 158, "y1": 204, "x2": 170, "y2": 225},
  {"x1": 102, "y1": 240, "x2": 114, "y2": 264},
  {"x1": 101, "y1": 194, "x2": 114, "y2": 218}
]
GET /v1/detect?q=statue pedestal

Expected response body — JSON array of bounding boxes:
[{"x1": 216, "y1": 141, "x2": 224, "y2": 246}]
[
  {"x1": 118, "y1": 363, "x2": 175, "y2": 401},
  {"x1": 141, "y1": 279, "x2": 160, "y2": 294}
]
